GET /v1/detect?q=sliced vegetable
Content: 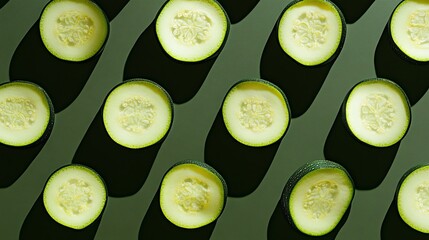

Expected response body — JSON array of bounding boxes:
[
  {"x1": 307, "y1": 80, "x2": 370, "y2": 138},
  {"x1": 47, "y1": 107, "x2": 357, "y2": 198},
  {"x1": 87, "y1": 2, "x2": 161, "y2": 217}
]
[
  {"x1": 277, "y1": 0, "x2": 346, "y2": 66},
  {"x1": 39, "y1": 0, "x2": 109, "y2": 61},
  {"x1": 0, "y1": 81, "x2": 54, "y2": 147},
  {"x1": 159, "y1": 160, "x2": 227, "y2": 229},
  {"x1": 281, "y1": 160, "x2": 354, "y2": 236},
  {"x1": 103, "y1": 79, "x2": 173, "y2": 149},
  {"x1": 43, "y1": 164, "x2": 107, "y2": 229},
  {"x1": 156, "y1": 0, "x2": 229, "y2": 62},
  {"x1": 222, "y1": 79, "x2": 290, "y2": 147},
  {"x1": 344, "y1": 78, "x2": 411, "y2": 147}
]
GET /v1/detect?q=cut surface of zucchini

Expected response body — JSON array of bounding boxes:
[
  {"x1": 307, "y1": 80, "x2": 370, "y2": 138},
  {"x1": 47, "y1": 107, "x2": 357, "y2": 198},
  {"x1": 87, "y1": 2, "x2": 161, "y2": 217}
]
[
  {"x1": 344, "y1": 78, "x2": 411, "y2": 147},
  {"x1": 222, "y1": 79, "x2": 290, "y2": 147},
  {"x1": 156, "y1": 0, "x2": 229, "y2": 62},
  {"x1": 39, "y1": 0, "x2": 109, "y2": 62},
  {"x1": 159, "y1": 160, "x2": 227, "y2": 229},
  {"x1": 278, "y1": 0, "x2": 345, "y2": 66},
  {"x1": 103, "y1": 79, "x2": 173, "y2": 149},
  {"x1": 43, "y1": 164, "x2": 107, "y2": 230},
  {"x1": 282, "y1": 160, "x2": 354, "y2": 236},
  {"x1": 390, "y1": 0, "x2": 429, "y2": 62},
  {"x1": 0, "y1": 81, "x2": 53, "y2": 147},
  {"x1": 397, "y1": 164, "x2": 429, "y2": 233}
]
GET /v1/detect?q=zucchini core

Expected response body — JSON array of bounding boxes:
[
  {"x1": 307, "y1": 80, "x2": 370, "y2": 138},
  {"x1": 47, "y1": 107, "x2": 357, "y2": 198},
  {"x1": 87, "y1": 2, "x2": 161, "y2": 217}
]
[
  {"x1": 278, "y1": 0, "x2": 345, "y2": 66},
  {"x1": 156, "y1": 0, "x2": 229, "y2": 62},
  {"x1": 39, "y1": 0, "x2": 109, "y2": 61},
  {"x1": 159, "y1": 161, "x2": 227, "y2": 229},
  {"x1": 222, "y1": 79, "x2": 290, "y2": 147}
]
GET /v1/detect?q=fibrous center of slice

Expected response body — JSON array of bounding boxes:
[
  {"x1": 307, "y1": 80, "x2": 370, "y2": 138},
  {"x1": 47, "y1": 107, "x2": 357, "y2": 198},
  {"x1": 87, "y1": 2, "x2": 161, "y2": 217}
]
[
  {"x1": 57, "y1": 178, "x2": 93, "y2": 216},
  {"x1": 303, "y1": 181, "x2": 338, "y2": 219},
  {"x1": 119, "y1": 96, "x2": 156, "y2": 133},
  {"x1": 416, "y1": 181, "x2": 429, "y2": 214},
  {"x1": 408, "y1": 10, "x2": 429, "y2": 47},
  {"x1": 360, "y1": 93, "x2": 395, "y2": 134},
  {"x1": 175, "y1": 177, "x2": 209, "y2": 213},
  {"x1": 0, "y1": 97, "x2": 36, "y2": 130},
  {"x1": 292, "y1": 11, "x2": 328, "y2": 48},
  {"x1": 238, "y1": 96, "x2": 274, "y2": 132},
  {"x1": 172, "y1": 10, "x2": 212, "y2": 45},
  {"x1": 56, "y1": 10, "x2": 95, "y2": 46}
]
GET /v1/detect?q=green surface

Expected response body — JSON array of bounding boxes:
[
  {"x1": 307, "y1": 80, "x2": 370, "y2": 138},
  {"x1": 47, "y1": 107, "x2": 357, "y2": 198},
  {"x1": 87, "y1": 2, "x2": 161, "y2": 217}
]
[{"x1": 2, "y1": 0, "x2": 429, "y2": 239}]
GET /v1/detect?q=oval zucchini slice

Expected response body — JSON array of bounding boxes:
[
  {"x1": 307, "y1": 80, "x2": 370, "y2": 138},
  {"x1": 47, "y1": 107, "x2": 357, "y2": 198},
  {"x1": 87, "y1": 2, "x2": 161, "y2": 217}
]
[
  {"x1": 281, "y1": 160, "x2": 354, "y2": 236},
  {"x1": 0, "y1": 81, "x2": 54, "y2": 147},
  {"x1": 156, "y1": 0, "x2": 229, "y2": 62},
  {"x1": 344, "y1": 78, "x2": 411, "y2": 147},
  {"x1": 43, "y1": 164, "x2": 107, "y2": 229},
  {"x1": 159, "y1": 160, "x2": 227, "y2": 229},
  {"x1": 277, "y1": 0, "x2": 346, "y2": 66},
  {"x1": 397, "y1": 164, "x2": 429, "y2": 233},
  {"x1": 390, "y1": 0, "x2": 429, "y2": 62},
  {"x1": 103, "y1": 79, "x2": 173, "y2": 149},
  {"x1": 39, "y1": 0, "x2": 109, "y2": 62},
  {"x1": 222, "y1": 79, "x2": 290, "y2": 147}
]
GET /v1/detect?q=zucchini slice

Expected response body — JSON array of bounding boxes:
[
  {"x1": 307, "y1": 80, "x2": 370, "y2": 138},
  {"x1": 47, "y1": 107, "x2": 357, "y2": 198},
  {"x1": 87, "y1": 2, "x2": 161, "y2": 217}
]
[
  {"x1": 43, "y1": 164, "x2": 107, "y2": 230},
  {"x1": 397, "y1": 164, "x2": 429, "y2": 233},
  {"x1": 277, "y1": 0, "x2": 346, "y2": 66},
  {"x1": 103, "y1": 79, "x2": 173, "y2": 149},
  {"x1": 156, "y1": 0, "x2": 229, "y2": 62},
  {"x1": 159, "y1": 160, "x2": 227, "y2": 229},
  {"x1": 390, "y1": 0, "x2": 429, "y2": 62},
  {"x1": 222, "y1": 79, "x2": 290, "y2": 147},
  {"x1": 344, "y1": 78, "x2": 411, "y2": 147},
  {"x1": 281, "y1": 160, "x2": 354, "y2": 236},
  {"x1": 0, "y1": 81, "x2": 54, "y2": 147},
  {"x1": 39, "y1": 0, "x2": 109, "y2": 62}
]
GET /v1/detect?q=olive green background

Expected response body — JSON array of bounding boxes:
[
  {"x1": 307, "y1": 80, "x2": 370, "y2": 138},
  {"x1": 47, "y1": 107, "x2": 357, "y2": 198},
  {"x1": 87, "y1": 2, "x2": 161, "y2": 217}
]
[{"x1": 0, "y1": 0, "x2": 428, "y2": 239}]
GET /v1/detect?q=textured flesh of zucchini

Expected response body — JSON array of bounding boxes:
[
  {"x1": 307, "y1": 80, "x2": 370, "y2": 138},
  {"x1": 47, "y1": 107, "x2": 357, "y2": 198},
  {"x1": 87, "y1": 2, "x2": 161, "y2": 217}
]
[
  {"x1": 159, "y1": 162, "x2": 226, "y2": 229},
  {"x1": 43, "y1": 165, "x2": 107, "y2": 230},
  {"x1": 103, "y1": 80, "x2": 173, "y2": 149},
  {"x1": 397, "y1": 165, "x2": 429, "y2": 233},
  {"x1": 345, "y1": 79, "x2": 410, "y2": 147},
  {"x1": 390, "y1": 0, "x2": 429, "y2": 62},
  {"x1": 156, "y1": 0, "x2": 228, "y2": 62},
  {"x1": 222, "y1": 80, "x2": 290, "y2": 147},
  {"x1": 278, "y1": 0, "x2": 344, "y2": 66},
  {"x1": 39, "y1": 0, "x2": 109, "y2": 61},
  {"x1": 0, "y1": 81, "x2": 52, "y2": 147}
]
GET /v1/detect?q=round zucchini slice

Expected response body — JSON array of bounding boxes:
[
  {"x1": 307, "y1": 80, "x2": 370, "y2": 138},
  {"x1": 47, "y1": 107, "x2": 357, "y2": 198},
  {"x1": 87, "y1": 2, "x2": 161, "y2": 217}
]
[
  {"x1": 155, "y1": 0, "x2": 229, "y2": 62},
  {"x1": 103, "y1": 79, "x2": 173, "y2": 149},
  {"x1": 344, "y1": 78, "x2": 411, "y2": 147},
  {"x1": 277, "y1": 0, "x2": 346, "y2": 66},
  {"x1": 43, "y1": 164, "x2": 107, "y2": 230},
  {"x1": 281, "y1": 160, "x2": 354, "y2": 236},
  {"x1": 39, "y1": 0, "x2": 109, "y2": 62},
  {"x1": 390, "y1": 0, "x2": 429, "y2": 62},
  {"x1": 397, "y1": 164, "x2": 429, "y2": 233},
  {"x1": 0, "y1": 81, "x2": 54, "y2": 147},
  {"x1": 159, "y1": 160, "x2": 227, "y2": 229},
  {"x1": 222, "y1": 79, "x2": 290, "y2": 147}
]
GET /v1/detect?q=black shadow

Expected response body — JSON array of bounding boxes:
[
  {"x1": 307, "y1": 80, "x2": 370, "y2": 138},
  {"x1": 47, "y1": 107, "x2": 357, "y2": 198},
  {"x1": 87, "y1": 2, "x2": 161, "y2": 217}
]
[
  {"x1": 72, "y1": 107, "x2": 165, "y2": 198},
  {"x1": 260, "y1": 24, "x2": 338, "y2": 118},
  {"x1": 204, "y1": 110, "x2": 281, "y2": 197},
  {"x1": 93, "y1": 0, "x2": 129, "y2": 20},
  {"x1": 330, "y1": 0, "x2": 375, "y2": 24},
  {"x1": 375, "y1": 25, "x2": 429, "y2": 106},
  {"x1": 20, "y1": 193, "x2": 102, "y2": 240},
  {"x1": 123, "y1": 21, "x2": 222, "y2": 104},
  {"x1": 139, "y1": 190, "x2": 217, "y2": 240},
  {"x1": 0, "y1": 0, "x2": 8, "y2": 9},
  {"x1": 216, "y1": 0, "x2": 260, "y2": 24},
  {"x1": 267, "y1": 200, "x2": 350, "y2": 240},
  {"x1": 381, "y1": 199, "x2": 429, "y2": 240},
  {"x1": 324, "y1": 108, "x2": 400, "y2": 190}
]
